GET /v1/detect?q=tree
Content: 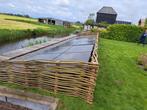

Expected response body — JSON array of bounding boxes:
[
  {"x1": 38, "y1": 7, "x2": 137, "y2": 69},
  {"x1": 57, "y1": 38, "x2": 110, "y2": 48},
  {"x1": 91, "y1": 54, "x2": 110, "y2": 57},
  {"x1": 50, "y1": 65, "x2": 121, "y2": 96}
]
[
  {"x1": 76, "y1": 21, "x2": 81, "y2": 24},
  {"x1": 85, "y1": 19, "x2": 94, "y2": 28}
]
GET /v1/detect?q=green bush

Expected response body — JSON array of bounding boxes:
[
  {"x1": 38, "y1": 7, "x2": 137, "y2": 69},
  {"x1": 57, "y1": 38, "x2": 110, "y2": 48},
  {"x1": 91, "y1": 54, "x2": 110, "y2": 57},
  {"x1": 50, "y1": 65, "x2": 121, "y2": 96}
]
[
  {"x1": 100, "y1": 24, "x2": 144, "y2": 42},
  {"x1": 85, "y1": 19, "x2": 94, "y2": 26},
  {"x1": 98, "y1": 21, "x2": 110, "y2": 28},
  {"x1": 91, "y1": 28, "x2": 98, "y2": 33}
]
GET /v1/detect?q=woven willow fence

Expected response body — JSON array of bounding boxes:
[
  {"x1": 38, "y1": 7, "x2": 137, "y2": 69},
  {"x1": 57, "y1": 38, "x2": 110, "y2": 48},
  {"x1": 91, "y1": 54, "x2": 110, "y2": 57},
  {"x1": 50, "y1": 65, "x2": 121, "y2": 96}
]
[{"x1": 0, "y1": 35, "x2": 99, "y2": 104}]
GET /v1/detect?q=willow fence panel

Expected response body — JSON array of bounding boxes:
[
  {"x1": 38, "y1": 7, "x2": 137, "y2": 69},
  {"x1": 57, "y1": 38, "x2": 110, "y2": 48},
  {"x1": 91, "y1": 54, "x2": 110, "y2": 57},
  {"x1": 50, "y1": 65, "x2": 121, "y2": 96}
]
[{"x1": 0, "y1": 34, "x2": 99, "y2": 104}]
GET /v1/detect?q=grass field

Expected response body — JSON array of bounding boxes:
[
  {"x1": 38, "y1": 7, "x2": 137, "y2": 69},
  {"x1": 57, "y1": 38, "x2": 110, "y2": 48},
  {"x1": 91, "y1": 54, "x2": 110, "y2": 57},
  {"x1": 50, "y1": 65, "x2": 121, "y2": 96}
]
[
  {"x1": 0, "y1": 14, "x2": 76, "y2": 43},
  {"x1": 0, "y1": 14, "x2": 38, "y2": 30},
  {"x1": 1, "y1": 38, "x2": 147, "y2": 110},
  {"x1": 94, "y1": 39, "x2": 147, "y2": 110}
]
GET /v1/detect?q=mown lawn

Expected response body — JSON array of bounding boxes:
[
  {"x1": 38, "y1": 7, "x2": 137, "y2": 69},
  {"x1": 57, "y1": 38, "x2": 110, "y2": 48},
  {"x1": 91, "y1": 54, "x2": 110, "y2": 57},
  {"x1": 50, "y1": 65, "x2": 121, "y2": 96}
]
[
  {"x1": 58, "y1": 38, "x2": 147, "y2": 110},
  {"x1": 1, "y1": 38, "x2": 147, "y2": 110},
  {"x1": 94, "y1": 38, "x2": 147, "y2": 110}
]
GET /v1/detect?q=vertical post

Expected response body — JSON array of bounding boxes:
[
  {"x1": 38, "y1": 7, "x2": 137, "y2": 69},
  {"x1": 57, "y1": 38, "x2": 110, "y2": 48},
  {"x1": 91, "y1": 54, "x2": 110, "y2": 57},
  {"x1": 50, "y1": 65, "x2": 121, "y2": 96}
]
[
  {"x1": 54, "y1": 63, "x2": 59, "y2": 94},
  {"x1": 7, "y1": 62, "x2": 13, "y2": 84}
]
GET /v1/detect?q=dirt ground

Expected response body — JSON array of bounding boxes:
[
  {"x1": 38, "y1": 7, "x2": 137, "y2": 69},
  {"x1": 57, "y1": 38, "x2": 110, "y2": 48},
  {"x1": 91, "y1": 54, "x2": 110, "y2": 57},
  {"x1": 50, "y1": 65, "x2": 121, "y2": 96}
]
[{"x1": 0, "y1": 101, "x2": 31, "y2": 110}]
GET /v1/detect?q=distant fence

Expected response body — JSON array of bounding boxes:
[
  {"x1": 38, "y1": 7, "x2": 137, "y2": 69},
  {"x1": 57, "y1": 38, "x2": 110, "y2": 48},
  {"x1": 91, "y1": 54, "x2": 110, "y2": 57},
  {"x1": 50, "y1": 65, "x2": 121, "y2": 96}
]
[{"x1": 0, "y1": 34, "x2": 99, "y2": 104}]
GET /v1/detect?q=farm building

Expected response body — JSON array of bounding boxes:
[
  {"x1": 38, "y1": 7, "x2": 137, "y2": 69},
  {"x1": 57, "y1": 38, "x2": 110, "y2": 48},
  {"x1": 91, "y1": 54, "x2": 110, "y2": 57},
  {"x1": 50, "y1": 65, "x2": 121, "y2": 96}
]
[
  {"x1": 63, "y1": 21, "x2": 72, "y2": 27},
  {"x1": 96, "y1": 6, "x2": 117, "y2": 24},
  {"x1": 38, "y1": 18, "x2": 71, "y2": 27},
  {"x1": 115, "y1": 20, "x2": 132, "y2": 24},
  {"x1": 38, "y1": 18, "x2": 49, "y2": 24},
  {"x1": 138, "y1": 19, "x2": 146, "y2": 27}
]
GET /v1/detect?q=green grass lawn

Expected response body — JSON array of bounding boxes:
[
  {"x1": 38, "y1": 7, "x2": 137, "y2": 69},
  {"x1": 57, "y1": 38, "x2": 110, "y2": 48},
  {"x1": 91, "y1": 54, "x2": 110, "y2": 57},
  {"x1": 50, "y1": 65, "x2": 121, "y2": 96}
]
[
  {"x1": 0, "y1": 38, "x2": 147, "y2": 110},
  {"x1": 57, "y1": 38, "x2": 147, "y2": 110},
  {"x1": 95, "y1": 38, "x2": 147, "y2": 110}
]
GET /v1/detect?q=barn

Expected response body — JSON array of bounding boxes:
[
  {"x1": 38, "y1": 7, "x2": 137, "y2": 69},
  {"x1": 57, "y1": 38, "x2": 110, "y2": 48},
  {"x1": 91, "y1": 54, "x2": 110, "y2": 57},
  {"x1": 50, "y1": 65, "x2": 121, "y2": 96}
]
[
  {"x1": 38, "y1": 18, "x2": 71, "y2": 27},
  {"x1": 38, "y1": 18, "x2": 63, "y2": 25},
  {"x1": 96, "y1": 6, "x2": 117, "y2": 24}
]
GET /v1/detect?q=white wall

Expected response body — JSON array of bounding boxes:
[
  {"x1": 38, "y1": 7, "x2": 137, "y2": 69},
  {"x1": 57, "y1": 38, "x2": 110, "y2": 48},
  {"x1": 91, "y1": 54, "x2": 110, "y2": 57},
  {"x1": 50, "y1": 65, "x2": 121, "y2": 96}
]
[{"x1": 55, "y1": 20, "x2": 64, "y2": 26}]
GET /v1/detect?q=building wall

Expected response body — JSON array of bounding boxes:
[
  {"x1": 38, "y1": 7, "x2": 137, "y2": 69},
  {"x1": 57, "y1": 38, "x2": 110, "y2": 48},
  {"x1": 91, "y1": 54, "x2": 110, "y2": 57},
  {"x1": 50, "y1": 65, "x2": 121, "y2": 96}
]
[
  {"x1": 115, "y1": 20, "x2": 131, "y2": 24},
  {"x1": 84, "y1": 25, "x2": 92, "y2": 31},
  {"x1": 38, "y1": 18, "x2": 71, "y2": 27},
  {"x1": 55, "y1": 20, "x2": 64, "y2": 26},
  {"x1": 63, "y1": 21, "x2": 71, "y2": 27},
  {"x1": 38, "y1": 19, "x2": 48, "y2": 24},
  {"x1": 96, "y1": 13, "x2": 117, "y2": 24}
]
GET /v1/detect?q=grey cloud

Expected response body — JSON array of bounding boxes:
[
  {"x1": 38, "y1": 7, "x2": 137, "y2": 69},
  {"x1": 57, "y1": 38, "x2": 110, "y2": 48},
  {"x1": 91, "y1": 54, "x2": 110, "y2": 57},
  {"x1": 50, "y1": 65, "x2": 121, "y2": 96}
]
[{"x1": 0, "y1": 0, "x2": 146, "y2": 23}]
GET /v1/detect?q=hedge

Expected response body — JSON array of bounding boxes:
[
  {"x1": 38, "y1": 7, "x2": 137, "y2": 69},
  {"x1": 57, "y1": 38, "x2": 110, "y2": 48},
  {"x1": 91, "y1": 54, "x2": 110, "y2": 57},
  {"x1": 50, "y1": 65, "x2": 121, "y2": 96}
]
[{"x1": 100, "y1": 24, "x2": 144, "y2": 42}]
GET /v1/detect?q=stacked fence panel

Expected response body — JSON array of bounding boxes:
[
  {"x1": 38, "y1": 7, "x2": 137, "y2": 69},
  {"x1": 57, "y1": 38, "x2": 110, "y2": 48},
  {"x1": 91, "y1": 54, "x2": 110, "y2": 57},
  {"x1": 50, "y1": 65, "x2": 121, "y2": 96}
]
[{"x1": 0, "y1": 34, "x2": 99, "y2": 104}]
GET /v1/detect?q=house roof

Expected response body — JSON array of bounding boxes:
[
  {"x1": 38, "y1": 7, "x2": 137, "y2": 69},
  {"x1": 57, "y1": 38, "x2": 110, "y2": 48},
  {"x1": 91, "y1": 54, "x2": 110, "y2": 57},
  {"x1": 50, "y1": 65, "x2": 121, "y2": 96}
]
[{"x1": 97, "y1": 6, "x2": 117, "y2": 15}]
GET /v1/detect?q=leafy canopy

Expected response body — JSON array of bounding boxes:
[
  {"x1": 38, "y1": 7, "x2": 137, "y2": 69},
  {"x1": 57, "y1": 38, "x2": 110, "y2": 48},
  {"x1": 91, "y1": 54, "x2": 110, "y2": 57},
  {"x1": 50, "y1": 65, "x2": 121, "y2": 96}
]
[{"x1": 85, "y1": 19, "x2": 94, "y2": 26}]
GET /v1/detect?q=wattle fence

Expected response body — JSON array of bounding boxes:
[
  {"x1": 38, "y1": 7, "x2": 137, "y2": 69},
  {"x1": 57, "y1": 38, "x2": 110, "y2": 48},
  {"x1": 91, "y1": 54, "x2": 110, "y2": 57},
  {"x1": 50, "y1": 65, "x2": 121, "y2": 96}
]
[{"x1": 0, "y1": 34, "x2": 99, "y2": 104}]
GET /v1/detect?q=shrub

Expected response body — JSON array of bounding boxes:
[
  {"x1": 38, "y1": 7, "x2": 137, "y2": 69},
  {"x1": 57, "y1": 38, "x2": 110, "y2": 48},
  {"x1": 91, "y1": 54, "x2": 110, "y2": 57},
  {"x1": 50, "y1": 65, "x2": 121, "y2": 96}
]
[
  {"x1": 91, "y1": 28, "x2": 98, "y2": 33},
  {"x1": 72, "y1": 24, "x2": 83, "y2": 30},
  {"x1": 100, "y1": 24, "x2": 144, "y2": 42},
  {"x1": 137, "y1": 54, "x2": 147, "y2": 65},
  {"x1": 97, "y1": 21, "x2": 110, "y2": 28},
  {"x1": 144, "y1": 65, "x2": 147, "y2": 71},
  {"x1": 85, "y1": 19, "x2": 94, "y2": 26},
  {"x1": 137, "y1": 54, "x2": 147, "y2": 70}
]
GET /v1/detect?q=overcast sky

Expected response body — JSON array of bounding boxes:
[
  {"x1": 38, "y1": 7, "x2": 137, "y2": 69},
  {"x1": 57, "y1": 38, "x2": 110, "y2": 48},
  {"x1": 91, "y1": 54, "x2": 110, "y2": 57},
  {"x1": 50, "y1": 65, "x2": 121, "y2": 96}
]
[{"x1": 0, "y1": 0, "x2": 146, "y2": 24}]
